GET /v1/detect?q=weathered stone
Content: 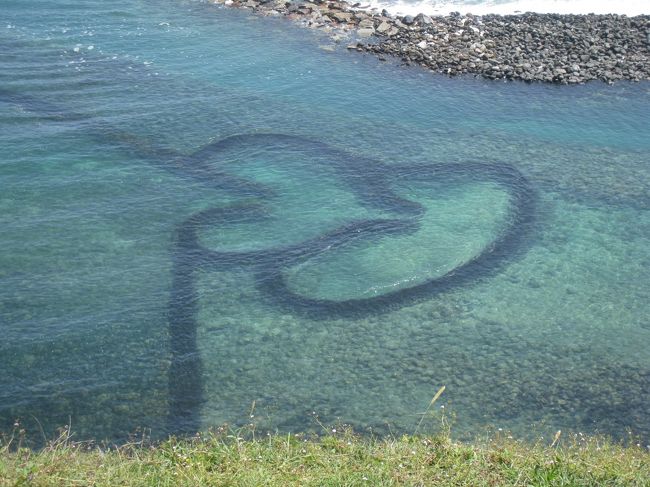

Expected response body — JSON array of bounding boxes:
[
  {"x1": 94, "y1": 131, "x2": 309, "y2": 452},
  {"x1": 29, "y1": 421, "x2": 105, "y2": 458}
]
[
  {"x1": 357, "y1": 27, "x2": 375, "y2": 37},
  {"x1": 376, "y1": 21, "x2": 391, "y2": 34},
  {"x1": 329, "y1": 11, "x2": 352, "y2": 22},
  {"x1": 386, "y1": 26, "x2": 400, "y2": 37},
  {"x1": 413, "y1": 13, "x2": 433, "y2": 25},
  {"x1": 358, "y1": 18, "x2": 374, "y2": 29}
]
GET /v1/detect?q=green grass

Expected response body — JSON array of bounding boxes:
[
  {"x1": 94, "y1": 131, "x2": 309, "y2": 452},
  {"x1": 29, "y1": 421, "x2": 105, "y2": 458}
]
[{"x1": 1, "y1": 424, "x2": 649, "y2": 486}]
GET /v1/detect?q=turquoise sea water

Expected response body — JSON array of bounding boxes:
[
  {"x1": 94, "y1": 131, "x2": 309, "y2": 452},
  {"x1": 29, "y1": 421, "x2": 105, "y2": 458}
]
[{"x1": 1, "y1": 0, "x2": 649, "y2": 443}]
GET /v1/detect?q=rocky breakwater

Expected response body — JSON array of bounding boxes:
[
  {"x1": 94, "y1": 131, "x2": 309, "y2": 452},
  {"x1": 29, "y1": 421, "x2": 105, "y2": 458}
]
[
  {"x1": 359, "y1": 12, "x2": 650, "y2": 84},
  {"x1": 211, "y1": 0, "x2": 381, "y2": 37},
  {"x1": 210, "y1": 0, "x2": 650, "y2": 84}
]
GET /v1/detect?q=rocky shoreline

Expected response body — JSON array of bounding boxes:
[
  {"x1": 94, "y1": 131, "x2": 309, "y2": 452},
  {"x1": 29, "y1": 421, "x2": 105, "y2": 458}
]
[{"x1": 210, "y1": 0, "x2": 650, "y2": 84}]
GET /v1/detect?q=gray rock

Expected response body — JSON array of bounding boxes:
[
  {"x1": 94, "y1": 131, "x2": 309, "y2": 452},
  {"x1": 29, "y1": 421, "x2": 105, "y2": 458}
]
[
  {"x1": 329, "y1": 11, "x2": 353, "y2": 22},
  {"x1": 357, "y1": 27, "x2": 375, "y2": 37},
  {"x1": 376, "y1": 21, "x2": 391, "y2": 34},
  {"x1": 414, "y1": 13, "x2": 433, "y2": 25},
  {"x1": 358, "y1": 18, "x2": 375, "y2": 29},
  {"x1": 387, "y1": 26, "x2": 399, "y2": 36}
]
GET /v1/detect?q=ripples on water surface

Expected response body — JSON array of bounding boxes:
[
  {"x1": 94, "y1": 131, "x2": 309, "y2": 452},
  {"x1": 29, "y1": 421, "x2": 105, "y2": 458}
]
[{"x1": 1, "y1": 0, "x2": 649, "y2": 443}]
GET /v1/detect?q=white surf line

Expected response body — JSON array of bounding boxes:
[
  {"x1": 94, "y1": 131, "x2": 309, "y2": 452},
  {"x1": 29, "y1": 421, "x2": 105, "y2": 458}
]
[{"x1": 360, "y1": 0, "x2": 650, "y2": 17}]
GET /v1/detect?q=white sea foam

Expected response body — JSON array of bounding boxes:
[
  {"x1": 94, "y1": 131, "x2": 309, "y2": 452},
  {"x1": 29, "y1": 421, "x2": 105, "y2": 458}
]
[{"x1": 358, "y1": 0, "x2": 649, "y2": 17}]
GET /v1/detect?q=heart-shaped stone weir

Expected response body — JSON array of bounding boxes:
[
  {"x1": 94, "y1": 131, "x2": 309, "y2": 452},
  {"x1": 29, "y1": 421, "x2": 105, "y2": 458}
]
[{"x1": 172, "y1": 134, "x2": 536, "y2": 318}]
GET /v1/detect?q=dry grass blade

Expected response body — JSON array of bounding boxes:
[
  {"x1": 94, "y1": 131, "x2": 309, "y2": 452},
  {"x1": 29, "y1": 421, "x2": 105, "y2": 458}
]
[{"x1": 414, "y1": 385, "x2": 446, "y2": 435}]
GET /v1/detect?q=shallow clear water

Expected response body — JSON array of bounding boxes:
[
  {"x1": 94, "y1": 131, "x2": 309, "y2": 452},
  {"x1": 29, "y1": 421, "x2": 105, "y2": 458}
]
[{"x1": 1, "y1": 0, "x2": 649, "y2": 443}]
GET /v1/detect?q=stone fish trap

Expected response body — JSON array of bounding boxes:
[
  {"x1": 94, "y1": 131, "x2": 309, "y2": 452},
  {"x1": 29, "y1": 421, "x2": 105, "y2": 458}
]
[
  {"x1": 168, "y1": 134, "x2": 537, "y2": 316},
  {"x1": 0, "y1": 90, "x2": 536, "y2": 434}
]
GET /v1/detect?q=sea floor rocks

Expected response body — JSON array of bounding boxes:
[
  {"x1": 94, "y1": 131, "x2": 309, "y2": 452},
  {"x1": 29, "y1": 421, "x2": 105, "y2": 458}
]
[{"x1": 210, "y1": 0, "x2": 650, "y2": 84}]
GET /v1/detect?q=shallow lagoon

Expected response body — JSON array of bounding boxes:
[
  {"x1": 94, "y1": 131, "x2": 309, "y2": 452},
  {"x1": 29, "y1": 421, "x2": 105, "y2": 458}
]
[{"x1": 1, "y1": 0, "x2": 649, "y2": 442}]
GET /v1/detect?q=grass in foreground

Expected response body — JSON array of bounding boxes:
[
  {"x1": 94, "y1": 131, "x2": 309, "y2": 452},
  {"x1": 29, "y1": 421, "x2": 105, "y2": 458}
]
[{"x1": 1, "y1": 425, "x2": 649, "y2": 486}]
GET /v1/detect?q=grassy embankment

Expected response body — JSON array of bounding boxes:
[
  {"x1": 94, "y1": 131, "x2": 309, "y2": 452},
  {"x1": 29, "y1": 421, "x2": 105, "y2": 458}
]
[
  {"x1": 1, "y1": 423, "x2": 649, "y2": 486},
  {"x1": 2, "y1": 389, "x2": 649, "y2": 485}
]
